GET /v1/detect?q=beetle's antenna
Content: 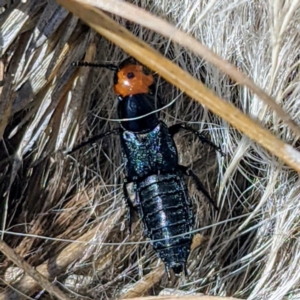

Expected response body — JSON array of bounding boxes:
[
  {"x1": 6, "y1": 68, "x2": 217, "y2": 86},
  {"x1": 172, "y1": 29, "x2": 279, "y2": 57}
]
[{"x1": 72, "y1": 61, "x2": 118, "y2": 71}]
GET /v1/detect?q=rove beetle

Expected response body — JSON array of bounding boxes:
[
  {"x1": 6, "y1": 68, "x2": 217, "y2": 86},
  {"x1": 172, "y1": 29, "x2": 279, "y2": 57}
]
[{"x1": 70, "y1": 57, "x2": 223, "y2": 278}]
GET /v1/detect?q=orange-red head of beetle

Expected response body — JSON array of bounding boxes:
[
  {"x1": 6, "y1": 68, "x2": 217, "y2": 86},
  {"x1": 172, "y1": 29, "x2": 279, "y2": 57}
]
[
  {"x1": 72, "y1": 58, "x2": 155, "y2": 98},
  {"x1": 114, "y1": 64, "x2": 154, "y2": 98}
]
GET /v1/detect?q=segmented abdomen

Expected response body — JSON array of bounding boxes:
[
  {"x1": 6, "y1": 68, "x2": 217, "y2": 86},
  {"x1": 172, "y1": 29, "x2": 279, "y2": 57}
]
[{"x1": 136, "y1": 173, "x2": 194, "y2": 274}]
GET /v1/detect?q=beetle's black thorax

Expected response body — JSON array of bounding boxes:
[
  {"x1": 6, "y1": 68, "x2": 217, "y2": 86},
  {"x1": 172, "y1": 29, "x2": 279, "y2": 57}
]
[
  {"x1": 117, "y1": 93, "x2": 159, "y2": 132},
  {"x1": 120, "y1": 121, "x2": 178, "y2": 181}
]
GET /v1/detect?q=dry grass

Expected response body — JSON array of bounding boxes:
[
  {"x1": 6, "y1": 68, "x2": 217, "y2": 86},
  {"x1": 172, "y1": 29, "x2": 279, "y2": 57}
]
[{"x1": 0, "y1": 0, "x2": 300, "y2": 299}]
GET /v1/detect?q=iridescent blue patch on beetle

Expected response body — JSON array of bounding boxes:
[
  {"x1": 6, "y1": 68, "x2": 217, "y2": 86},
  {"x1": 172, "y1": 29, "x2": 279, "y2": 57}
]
[{"x1": 120, "y1": 121, "x2": 178, "y2": 180}]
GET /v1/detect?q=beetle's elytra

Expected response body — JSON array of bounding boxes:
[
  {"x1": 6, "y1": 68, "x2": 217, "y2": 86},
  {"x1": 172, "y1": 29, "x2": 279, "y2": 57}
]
[{"x1": 70, "y1": 57, "x2": 223, "y2": 278}]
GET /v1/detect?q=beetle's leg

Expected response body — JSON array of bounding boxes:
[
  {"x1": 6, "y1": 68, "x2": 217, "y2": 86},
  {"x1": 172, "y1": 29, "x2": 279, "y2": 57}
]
[
  {"x1": 169, "y1": 123, "x2": 224, "y2": 156},
  {"x1": 179, "y1": 165, "x2": 219, "y2": 211},
  {"x1": 66, "y1": 128, "x2": 120, "y2": 155}
]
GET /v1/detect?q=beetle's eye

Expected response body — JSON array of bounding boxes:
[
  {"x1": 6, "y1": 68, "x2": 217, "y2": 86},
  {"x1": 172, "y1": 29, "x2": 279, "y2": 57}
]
[{"x1": 127, "y1": 72, "x2": 135, "y2": 79}]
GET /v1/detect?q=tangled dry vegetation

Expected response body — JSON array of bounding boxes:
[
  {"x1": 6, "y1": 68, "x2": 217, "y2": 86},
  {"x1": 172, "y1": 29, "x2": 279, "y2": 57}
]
[{"x1": 0, "y1": 0, "x2": 300, "y2": 299}]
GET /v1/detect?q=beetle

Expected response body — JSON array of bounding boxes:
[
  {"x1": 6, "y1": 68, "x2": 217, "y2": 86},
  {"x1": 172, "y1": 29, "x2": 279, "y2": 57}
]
[{"x1": 69, "y1": 57, "x2": 223, "y2": 278}]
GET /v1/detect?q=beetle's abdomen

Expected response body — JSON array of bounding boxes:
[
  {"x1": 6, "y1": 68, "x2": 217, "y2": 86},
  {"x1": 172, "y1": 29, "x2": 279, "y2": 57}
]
[{"x1": 135, "y1": 173, "x2": 194, "y2": 274}]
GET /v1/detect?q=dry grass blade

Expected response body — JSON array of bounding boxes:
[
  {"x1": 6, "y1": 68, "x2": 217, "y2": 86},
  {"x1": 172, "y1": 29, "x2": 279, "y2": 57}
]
[
  {"x1": 56, "y1": 0, "x2": 300, "y2": 173},
  {"x1": 69, "y1": 0, "x2": 300, "y2": 139},
  {"x1": 0, "y1": 65, "x2": 13, "y2": 138},
  {"x1": 120, "y1": 265, "x2": 165, "y2": 299},
  {"x1": 0, "y1": 239, "x2": 72, "y2": 300},
  {"x1": 0, "y1": 208, "x2": 123, "y2": 299}
]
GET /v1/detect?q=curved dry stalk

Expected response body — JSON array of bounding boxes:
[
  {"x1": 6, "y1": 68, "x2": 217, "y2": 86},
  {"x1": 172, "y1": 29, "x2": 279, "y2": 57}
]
[
  {"x1": 0, "y1": 240, "x2": 72, "y2": 300},
  {"x1": 0, "y1": 208, "x2": 124, "y2": 300},
  {"x1": 120, "y1": 265, "x2": 165, "y2": 299},
  {"x1": 67, "y1": 0, "x2": 300, "y2": 139},
  {"x1": 56, "y1": 0, "x2": 300, "y2": 173}
]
